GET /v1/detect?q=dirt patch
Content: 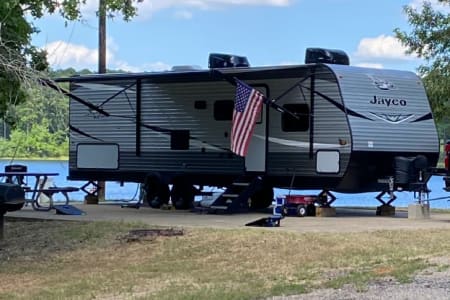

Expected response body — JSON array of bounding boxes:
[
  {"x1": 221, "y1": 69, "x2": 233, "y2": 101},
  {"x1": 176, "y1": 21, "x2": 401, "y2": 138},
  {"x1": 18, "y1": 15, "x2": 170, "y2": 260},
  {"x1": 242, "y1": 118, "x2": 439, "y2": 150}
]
[{"x1": 119, "y1": 228, "x2": 184, "y2": 242}]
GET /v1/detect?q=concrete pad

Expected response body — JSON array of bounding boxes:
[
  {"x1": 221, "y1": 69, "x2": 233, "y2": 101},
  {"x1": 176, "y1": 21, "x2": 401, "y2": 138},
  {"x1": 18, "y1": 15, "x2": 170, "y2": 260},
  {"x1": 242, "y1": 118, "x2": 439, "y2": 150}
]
[
  {"x1": 5, "y1": 204, "x2": 450, "y2": 233},
  {"x1": 408, "y1": 203, "x2": 430, "y2": 219}
]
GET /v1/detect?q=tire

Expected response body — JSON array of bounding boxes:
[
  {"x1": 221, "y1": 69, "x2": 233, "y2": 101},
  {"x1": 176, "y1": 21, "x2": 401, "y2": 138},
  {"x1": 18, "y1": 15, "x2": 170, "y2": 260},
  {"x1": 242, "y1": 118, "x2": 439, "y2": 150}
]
[
  {"x1": 306, "y1": 204, "x2": 316, "y2": 216},
  {"x1": 171, "y1": 183, "x2": 195, "y2": 210},
  {"x1": 143, "y1": 176, "x2": 169, "y2": 208},
  {"x1": 6, "y1": 202, "x2": 24, "y2": 212},
  {"x1": 250, "y1": 185, "x2": 274, "y2": 210},
  {"x1": 297, "y1": 205, "x2": 307, "y2": 217}
]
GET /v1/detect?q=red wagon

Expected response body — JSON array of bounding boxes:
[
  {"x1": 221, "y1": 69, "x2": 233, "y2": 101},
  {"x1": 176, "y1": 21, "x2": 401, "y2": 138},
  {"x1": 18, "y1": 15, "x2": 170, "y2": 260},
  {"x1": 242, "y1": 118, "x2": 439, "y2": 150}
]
[{"x1": 283, "y1": 195, "x2": 317, "y2": 217}]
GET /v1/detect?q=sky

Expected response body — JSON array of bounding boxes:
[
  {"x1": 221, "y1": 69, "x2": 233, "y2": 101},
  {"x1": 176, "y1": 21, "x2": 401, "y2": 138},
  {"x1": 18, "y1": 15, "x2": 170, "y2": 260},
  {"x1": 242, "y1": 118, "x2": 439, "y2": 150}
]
[{"x1": 30, "y1": 0, "x2": 448, "y2": 73}]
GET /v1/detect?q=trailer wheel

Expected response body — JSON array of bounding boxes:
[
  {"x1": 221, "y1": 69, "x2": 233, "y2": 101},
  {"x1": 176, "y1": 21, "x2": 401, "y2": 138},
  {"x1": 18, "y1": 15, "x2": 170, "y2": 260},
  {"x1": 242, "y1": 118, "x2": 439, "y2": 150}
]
[
  {"x1": 7, "y1": 202, "x2": 24, "y2": 212},
  {"x1": 297, "y1": 205, "x2": 307, "y2": 217},
  {"x1": 170, "y1": 183, "x2": 195, "y2": 210},
  {"x1": 144, "y1": 176, "x2": 169, "y2": 208},
  {"x1": 306, "y1": 204, "x2": 316, "y2": 216},
  {"x1": 250, "y1": 185, "x2": 274, "y2": 210},
  {"x1": 149, "y1": 183, "x2": 170, "y2": 208}
]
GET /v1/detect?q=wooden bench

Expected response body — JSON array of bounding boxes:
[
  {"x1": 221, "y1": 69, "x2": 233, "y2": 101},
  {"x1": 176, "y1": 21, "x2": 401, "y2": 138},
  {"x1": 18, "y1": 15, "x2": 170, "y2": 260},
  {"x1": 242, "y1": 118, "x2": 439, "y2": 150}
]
[{"x1": 26, "y1": 186, "x2": 79, "y2": 211}]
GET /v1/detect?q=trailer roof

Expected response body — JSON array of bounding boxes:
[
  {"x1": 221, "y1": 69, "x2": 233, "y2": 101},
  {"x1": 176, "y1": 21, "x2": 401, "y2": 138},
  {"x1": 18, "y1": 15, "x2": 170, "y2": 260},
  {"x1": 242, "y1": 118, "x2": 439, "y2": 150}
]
[{"x1": 55, "y1": 63, "x2": 331, "y2": 83}]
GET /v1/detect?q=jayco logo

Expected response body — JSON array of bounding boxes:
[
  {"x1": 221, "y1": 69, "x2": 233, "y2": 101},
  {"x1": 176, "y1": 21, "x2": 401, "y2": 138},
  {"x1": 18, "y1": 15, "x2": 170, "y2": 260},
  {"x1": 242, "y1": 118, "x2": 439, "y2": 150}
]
[
  {"x1": 370, "y1": 96, "x2": 407, "y2": 107},
  {"x1": 367, "y1": 74, "x2": 396, "y2": 90}
]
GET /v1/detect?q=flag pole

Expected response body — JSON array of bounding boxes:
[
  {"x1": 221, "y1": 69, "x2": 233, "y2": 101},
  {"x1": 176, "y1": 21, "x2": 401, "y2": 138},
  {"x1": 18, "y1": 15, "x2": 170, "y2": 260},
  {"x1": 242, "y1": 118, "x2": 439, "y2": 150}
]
[{"x1": 230, "y1": 77, "x2": 301, "y2": 120}]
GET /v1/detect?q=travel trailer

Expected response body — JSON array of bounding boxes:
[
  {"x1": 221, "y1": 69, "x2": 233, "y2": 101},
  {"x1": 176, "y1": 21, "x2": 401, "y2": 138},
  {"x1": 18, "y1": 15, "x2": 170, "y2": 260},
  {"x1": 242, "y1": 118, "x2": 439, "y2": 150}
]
[{"x1": 56, "y1": 49, "x2": 440, "y2": 212}]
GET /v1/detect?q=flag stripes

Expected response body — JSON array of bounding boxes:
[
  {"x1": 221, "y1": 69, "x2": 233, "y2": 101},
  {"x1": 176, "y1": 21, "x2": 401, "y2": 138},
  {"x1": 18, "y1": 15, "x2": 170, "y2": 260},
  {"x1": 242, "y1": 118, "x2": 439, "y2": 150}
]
[{"x1": 231, "y1": 79, "x2": 266, "y2": 156}]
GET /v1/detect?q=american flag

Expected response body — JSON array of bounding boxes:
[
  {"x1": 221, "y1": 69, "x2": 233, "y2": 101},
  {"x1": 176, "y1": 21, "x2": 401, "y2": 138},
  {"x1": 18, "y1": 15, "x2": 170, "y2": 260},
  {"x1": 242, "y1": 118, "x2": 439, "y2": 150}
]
[{"x1": 231, "y1": 79, "x2": 266, "y2": 156}]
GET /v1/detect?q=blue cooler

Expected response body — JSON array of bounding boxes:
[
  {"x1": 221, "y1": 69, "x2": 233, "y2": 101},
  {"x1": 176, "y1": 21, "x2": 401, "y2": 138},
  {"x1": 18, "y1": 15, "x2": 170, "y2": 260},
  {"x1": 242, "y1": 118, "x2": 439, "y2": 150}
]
[{"x1": 273, "y1": 197, "x2": 285, "y2": 216}]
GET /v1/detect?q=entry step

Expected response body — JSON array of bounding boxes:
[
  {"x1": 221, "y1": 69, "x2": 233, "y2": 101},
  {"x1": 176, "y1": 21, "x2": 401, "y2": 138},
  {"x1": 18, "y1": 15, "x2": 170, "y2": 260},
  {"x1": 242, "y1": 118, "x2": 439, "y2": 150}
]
[
  {"x1": 209, "y1": 205, "x2": 229, "y2": 210},
  {"x1": 222, "y1": 194, "x2": 239, "y2": 198},
  {"x1": 232, "y1": 182, "x2": 250, "y2": 187}
]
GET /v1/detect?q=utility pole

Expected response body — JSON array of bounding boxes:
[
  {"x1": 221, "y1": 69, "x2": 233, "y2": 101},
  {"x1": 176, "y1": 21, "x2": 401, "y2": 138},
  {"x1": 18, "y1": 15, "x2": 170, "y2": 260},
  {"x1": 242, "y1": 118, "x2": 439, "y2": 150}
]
[
  {"x1": 97, "y1": 0, "x2": 106, "y2": 201},
  {"x1": 99, "y1": 0, "x2": 106, "y2": 74}
]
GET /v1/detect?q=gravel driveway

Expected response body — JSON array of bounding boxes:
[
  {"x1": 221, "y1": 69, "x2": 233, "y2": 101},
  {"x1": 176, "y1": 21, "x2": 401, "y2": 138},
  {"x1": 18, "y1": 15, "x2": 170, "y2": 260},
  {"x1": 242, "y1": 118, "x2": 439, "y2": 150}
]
[{"x1": 270, "y1": 267, "x2": 450, "y2": 300}]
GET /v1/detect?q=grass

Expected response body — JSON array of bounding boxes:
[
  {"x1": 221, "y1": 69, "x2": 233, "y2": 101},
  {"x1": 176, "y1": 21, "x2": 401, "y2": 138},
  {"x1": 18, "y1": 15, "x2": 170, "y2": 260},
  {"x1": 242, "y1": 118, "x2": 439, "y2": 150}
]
[{"x1": 1, "y1": 219, "x2": 450, "y2": 300}]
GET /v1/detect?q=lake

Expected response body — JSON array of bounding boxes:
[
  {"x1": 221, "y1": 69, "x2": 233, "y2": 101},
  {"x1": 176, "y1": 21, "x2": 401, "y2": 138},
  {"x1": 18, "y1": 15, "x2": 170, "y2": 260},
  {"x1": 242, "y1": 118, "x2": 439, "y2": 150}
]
[
  {"x1": 0, "y1": 159, "x2": 140, "y2": 203},
  {"x1": 2, "y1": 159, "x2": 450, "y2": 209}
]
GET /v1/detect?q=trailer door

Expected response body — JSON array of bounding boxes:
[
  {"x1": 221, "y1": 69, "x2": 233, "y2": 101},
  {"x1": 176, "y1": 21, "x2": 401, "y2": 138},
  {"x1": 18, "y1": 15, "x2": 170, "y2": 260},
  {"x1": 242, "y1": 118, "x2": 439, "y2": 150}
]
[{"x1": 245, "y1": 86, "x2": 267, "y2": 172}]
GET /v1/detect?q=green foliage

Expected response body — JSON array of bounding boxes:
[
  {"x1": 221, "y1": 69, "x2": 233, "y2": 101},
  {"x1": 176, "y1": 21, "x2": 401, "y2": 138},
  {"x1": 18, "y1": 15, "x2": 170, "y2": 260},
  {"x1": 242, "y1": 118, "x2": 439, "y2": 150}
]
[
  {"x1": 0, "y1": 67, "x2": 131, "y2": 159},
  {"x1": 13, "y1": 86, "x2": 69, "y2": 135},
  {"x1": 0, "y1": 0, "x2": 139, "y2": 117},
  {"x1": 0, "y1": 123, "x2": 69, "y2": 158},
  {"x1": 394, "y1": 1, "x2": 450, "y2": 122},
  {"x1": 0, "y1": 72, "x2": 71, "y2": 158},
  {"x1": 0, "y1": 1, "x2": 140, "y2": 158},
  {"x1": 21, "y1": 0, "x2": 139, "y2": 21},
  {"x1": 0, "y1": 1, "x2": 35, "y2": 117}
]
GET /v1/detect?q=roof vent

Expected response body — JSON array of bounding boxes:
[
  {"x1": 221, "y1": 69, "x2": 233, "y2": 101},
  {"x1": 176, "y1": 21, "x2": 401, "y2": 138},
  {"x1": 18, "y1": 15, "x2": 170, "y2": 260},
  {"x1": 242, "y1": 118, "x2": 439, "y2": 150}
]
[
  {"x1": 208, "y1": 53, "x2": 250, "y2": 68},
  {"x1": 305, "y1": 48, "x2": 350, "y2": 65}
]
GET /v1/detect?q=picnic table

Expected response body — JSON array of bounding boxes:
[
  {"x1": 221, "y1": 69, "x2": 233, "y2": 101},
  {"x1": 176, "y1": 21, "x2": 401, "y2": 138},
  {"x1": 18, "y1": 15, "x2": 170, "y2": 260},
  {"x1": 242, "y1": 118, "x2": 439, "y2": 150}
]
[{"x1": 0, "y1": 171, "x2": 79, "y2": 211}]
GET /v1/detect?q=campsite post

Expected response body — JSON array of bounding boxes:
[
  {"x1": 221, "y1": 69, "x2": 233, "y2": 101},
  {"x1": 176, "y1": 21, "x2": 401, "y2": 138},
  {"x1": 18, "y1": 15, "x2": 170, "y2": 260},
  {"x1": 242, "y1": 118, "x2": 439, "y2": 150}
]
[{"x1": 96, "y1": 0, "x2": 107, "y2": 202}]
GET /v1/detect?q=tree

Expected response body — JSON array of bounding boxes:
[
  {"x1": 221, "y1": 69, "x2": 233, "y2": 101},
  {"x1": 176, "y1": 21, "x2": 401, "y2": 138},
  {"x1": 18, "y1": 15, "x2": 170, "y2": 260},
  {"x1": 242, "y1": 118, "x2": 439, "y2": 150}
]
[
  {"x1": 394, "y1": 1, "x2": 450, "y2": 122},
  {"x1": 0, "y1": 0, "x2": 140, "y2": 122}
]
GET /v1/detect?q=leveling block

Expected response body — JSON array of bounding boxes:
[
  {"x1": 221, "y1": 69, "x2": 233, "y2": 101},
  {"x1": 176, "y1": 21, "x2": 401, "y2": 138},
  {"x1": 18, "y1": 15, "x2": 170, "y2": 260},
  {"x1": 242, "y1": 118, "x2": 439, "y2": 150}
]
[
  {"x1": 53, "y1": 204, "x2": 86, "y2": 215},
  {"x1": 245, "y1": 197, "x2": 284, "y2": 227},
  {"x1": 245, "y1": 215, "x2": 283, "y2": 227}
]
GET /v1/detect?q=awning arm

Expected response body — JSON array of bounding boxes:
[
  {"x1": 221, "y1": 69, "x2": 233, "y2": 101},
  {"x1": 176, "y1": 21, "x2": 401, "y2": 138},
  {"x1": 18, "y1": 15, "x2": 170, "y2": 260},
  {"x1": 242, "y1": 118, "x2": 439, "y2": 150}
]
[{"x1": 40, "y1": 78, "x2": 110, "y2": 117}]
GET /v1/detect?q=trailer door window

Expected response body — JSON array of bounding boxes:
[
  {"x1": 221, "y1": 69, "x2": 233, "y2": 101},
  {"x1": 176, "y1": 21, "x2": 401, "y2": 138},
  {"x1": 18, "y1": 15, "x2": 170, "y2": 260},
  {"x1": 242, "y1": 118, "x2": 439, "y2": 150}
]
[
  {"x1": 214, "y1": 100, "x2": 263, "y2": 123},
  {"x1": 282, "y1": 103, "x2": 309, "y2": 132}
]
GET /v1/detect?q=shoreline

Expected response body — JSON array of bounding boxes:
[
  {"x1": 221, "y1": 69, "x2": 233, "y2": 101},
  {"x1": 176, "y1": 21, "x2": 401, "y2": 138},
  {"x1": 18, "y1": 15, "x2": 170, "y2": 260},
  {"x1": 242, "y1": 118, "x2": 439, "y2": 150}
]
[{"x1": 0, "y1": 157, "x2": 68, "y2": 161}]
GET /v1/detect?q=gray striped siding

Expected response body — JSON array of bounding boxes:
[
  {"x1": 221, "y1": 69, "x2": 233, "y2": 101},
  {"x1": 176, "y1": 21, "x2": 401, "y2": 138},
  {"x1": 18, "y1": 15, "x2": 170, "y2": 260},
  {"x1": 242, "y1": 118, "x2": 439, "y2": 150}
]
[
  {"x1": 68, "y1": 65, "x2": 436, "y2": 184},
  {"x1": 140, "y1": 80, "x2": 234, "y2": 152},
  {"x1": 69, "y1": 67, "x2": 352, "y2": 178},
  {"x1": 70, "y1": 80, "x2": 243, "y2": 174},
  {"x1": 265, "y1": 71, "x2": 351, "y2": 177},
  {"x1": 70, "y1": 80, "x2": 137, "y2": 150},
  {"x1": 329, "y1": 65, "x2": 439, "y2": 153}
]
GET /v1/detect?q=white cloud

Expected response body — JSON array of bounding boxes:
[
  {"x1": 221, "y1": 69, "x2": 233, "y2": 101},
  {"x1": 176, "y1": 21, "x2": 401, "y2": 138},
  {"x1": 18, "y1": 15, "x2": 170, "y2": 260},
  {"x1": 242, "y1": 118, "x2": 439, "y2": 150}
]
[
  {"x1": 44, "y1": 41, "x2": 108, "y2": 70},
  {"x1": 43, "y1": 40, "x2": 171, "y2": 72},
  {"x1": 135, "y1": 0, "x2": 291, "y2": 13},
  {"x1": 113, "y1": 60, "x2": 141, "y2": 72},
  {"x1": 143, "y1": 62, "x2": 172, "y2": 72},
  {"x1": 355, "y1": 62, "x2": 384, "y2": 69},
  {"x1": 355, "y1": 35, "x2": 413, "y2": 60},
  {"x1": 77, "y1": 0, "x2": 292, "y2": 20},
  {"x1": 114, "y1": 60, "x2": 172, "y2": 72}
]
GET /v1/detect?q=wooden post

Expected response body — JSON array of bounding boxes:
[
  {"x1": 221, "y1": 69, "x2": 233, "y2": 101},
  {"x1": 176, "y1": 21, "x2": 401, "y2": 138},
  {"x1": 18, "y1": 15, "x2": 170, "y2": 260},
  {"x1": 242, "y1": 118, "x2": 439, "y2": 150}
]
[
  {"x1": 97, "y1": 0, "x2": 106, "y2": 202},
  {"x1": 0, "y1": 213, "x2": 4, "y2": 241},
  {"x1": 98, "y1": 0, "x2": 106, "y2": 74}
]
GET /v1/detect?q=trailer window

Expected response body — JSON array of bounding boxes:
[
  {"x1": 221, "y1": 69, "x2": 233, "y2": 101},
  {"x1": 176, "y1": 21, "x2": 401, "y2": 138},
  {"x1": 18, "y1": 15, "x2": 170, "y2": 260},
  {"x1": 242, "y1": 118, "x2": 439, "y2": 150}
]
[
  {"x1": 282, "y1": 103, "x2": 309, "y2": 132},
  {"x1": 214, "y1": 100, "x2": 234, "y2": 120},
  {"x1": 195, "y1": 100, "x2": 207, "y2": 109}
]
